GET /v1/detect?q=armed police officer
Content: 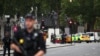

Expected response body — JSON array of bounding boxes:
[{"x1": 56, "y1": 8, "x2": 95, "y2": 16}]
[
  {"x1": 3, "y1": 31, "x2": 11, "y2": 56},
  {"x1": 10, "y1": 14, "x2": 46, "y2": 56}
]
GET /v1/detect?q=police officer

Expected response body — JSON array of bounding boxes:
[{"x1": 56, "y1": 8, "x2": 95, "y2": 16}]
[
  {"x1": 2, "y1": 31, "x2": 11, "y2": 56},
  {"x1": 10, "y1": 14, "x2": 46, "y2": 56}
]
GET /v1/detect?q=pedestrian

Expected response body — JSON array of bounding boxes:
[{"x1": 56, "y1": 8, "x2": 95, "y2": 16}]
[
  {"x1": 64, "y1": 33, "x2": 67, "y2": 43},
  {"x1": 2, "y1": 31, "x2": 11, "y2": 56},
  {"x1": 51, "y1": 33, "x2": 53, "y2": 43},
  {"x1": 10, "y1": 14, "x2": 46, "y2": 56},
  {"x1": 43, "y1": 31, "x2": 47, "y2": 43},
  {"x1": 61, "y1": 33, "x2": 66, "y2": 44},
  {"x1": 51, "y1": 33, "x2": 56, "y2": 43}
]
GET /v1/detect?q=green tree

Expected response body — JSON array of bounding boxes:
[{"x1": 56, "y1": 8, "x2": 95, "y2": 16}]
[{"x1": 60, "y1": 0, "x2": 100, "y2": 31}]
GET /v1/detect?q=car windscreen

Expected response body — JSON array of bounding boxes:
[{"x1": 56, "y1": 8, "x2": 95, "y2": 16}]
[
  {"x1": 88, "y1": 33, "x2": 94, "y2": 36},
  {"x1": 82, "y1": 34, "x2": 89, "y2": 36}
]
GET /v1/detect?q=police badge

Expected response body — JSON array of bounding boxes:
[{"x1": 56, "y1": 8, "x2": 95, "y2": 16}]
[
  {"x1": 34, "y1": 33, "x2": 38, "y2": 37},
  {"x1": 32, "y1": 33, "x2": 38, "y2": 40}
]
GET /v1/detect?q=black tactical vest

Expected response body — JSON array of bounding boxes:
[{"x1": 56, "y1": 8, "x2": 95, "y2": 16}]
[{"x1": 19, "y1": 29, "x2": 40, "y2": 55}]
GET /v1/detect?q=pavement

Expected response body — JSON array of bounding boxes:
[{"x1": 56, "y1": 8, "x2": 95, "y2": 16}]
[
  {"x1": 0, "y1": 43, "x2": 73, "y2": 55},
  {"x1": 0, "y1": 43, "x2": 100, "y2": 56},
  {"x1": 47, "y1": 43, "x2": 74, "y2": 49},
  {"x1": 45, "y1": 42, "x2": 100, "y2": 56}
]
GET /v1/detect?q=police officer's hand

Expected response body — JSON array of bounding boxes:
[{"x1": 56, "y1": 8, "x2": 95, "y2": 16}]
[
  {"x1": 34, "y1": 50, "x2": 44, "y2": 56},
  {"x1": 10, "y1": 43, "x2": 21, "y2": 53}
]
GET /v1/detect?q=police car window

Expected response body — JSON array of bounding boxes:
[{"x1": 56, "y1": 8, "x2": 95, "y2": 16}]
[
  {"x1": 89, "y1": 33, "x2": 94, "y2": 36},
  {"x1": 82, "y1": 34, "x2": 85, "y2": 36},
  {"x1": 83, "y1": 34, "x2": 88, "y2": 35}
]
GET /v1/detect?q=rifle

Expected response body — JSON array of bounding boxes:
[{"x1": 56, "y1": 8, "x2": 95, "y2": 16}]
[{"x1": 13, "y1": 38, "x2": 28, "y2": 56}]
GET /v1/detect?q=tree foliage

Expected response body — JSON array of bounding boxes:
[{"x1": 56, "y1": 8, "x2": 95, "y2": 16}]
[
  {"x1": 60, "y1": 0, "x2": 100, "y2": 31},
  {"x1": 0, "y1": 0, "x2": 100, "y2": 30}
]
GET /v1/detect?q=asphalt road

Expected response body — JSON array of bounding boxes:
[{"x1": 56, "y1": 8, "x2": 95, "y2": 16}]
[
  {"x1": 45, "y1": 43, "x2": 100, "y2": 56},
  {"x1": 1, "y1": 43, "x2": 100, "y2": 56}
]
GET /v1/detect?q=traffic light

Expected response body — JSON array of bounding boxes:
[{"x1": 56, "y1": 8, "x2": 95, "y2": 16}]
[
  {"x1": 68, "y1": 19, "x2": 73, "y2": 25},
  {"x1": 69, "y1": 20, "x2": 72, "y2": 24},
  {"x1": 40, "y1": 20, "x2": 45, "y2": 30},
  {"x1": 68, "y1": 20, "x2": 73, "y2": 27},
  {"x1": 68, "y1": 20, "x2": 78, "y2": 34},
  {"x1": 68, "y1": 20, "x2": 73, "y2": 34}
]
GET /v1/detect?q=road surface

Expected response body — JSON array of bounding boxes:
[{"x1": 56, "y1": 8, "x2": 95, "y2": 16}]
[
  {"x1": 45, "y1": 43, "x2": 100, "y2": 56},
  {"x1": 1, "y1": 42, "x2": 100, "y2": 56}
]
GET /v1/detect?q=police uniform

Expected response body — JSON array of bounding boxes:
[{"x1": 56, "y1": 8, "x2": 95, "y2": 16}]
[
  {"x1": 3, "y1": 35, "x2": 11, "y2": 56},
  {"x1": 12, "y1": 29, "x2": 46, "y2": 56}
]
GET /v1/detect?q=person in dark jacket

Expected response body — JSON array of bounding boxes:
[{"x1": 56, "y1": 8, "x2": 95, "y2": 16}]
[
  {"x1": 3, "y1": 31, "x2": 11, "y2": 56},
  {"x1": 51, "y1": 33, "x2": 56, "y2": 43},
  {"x1": 10, "y1": 14, "x2": 46, "y2": 56},
  {"x1": 61, "y1": 33, "x2": 67, "y2": 44}
]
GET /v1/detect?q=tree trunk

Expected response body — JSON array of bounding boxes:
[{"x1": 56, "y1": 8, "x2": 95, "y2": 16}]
[{"x1": 87, "y1": 16, "x2": 96, "y2": 32}]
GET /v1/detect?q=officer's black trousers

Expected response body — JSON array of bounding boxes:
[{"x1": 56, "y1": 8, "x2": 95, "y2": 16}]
[
  {"x1": 3, "y1": 46, "x2": 10, "y2": 56},
  {"x1": 14, "y1": 53, "x2": 35, "y2": 56},
  {"x1": 14, "y1": 52, "x2": 23, "y2": 56},
  {"x1": 14, "y1": 51, "x2": 36, "y2": 56}
]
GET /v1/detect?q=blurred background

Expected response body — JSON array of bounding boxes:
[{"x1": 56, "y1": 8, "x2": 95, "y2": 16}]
[{"x1": 0, "y1": 0, "x2": 100, "y2": 56}]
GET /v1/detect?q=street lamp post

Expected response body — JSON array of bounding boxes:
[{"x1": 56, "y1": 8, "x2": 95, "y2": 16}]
[
  {"x1": 42, "y1": 13, "x2": 44, "y2": 19},
  {"x1": 35, "y1": 6, "x2": 39, "y2": 30},
  {"x1": 52, "y1": 11, "x2": 55, "y2": 37},
  {"x1": 41, "y1": 13, "x2": 45, "y2": 31},
  {"x1": 35, "y1": 6, "x2": 38, "y2": 23},
  {"x1": 68, "y1": 19, "x2": 73, "y2": 43},
  {"x1": 52, "y1": 11, "x2": 58, "y2": 43}
]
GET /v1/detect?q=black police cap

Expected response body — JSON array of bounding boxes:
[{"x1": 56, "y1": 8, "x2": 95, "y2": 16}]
[{"x1": 25, "y1": 14, "x2": 35, "y2": 20}]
